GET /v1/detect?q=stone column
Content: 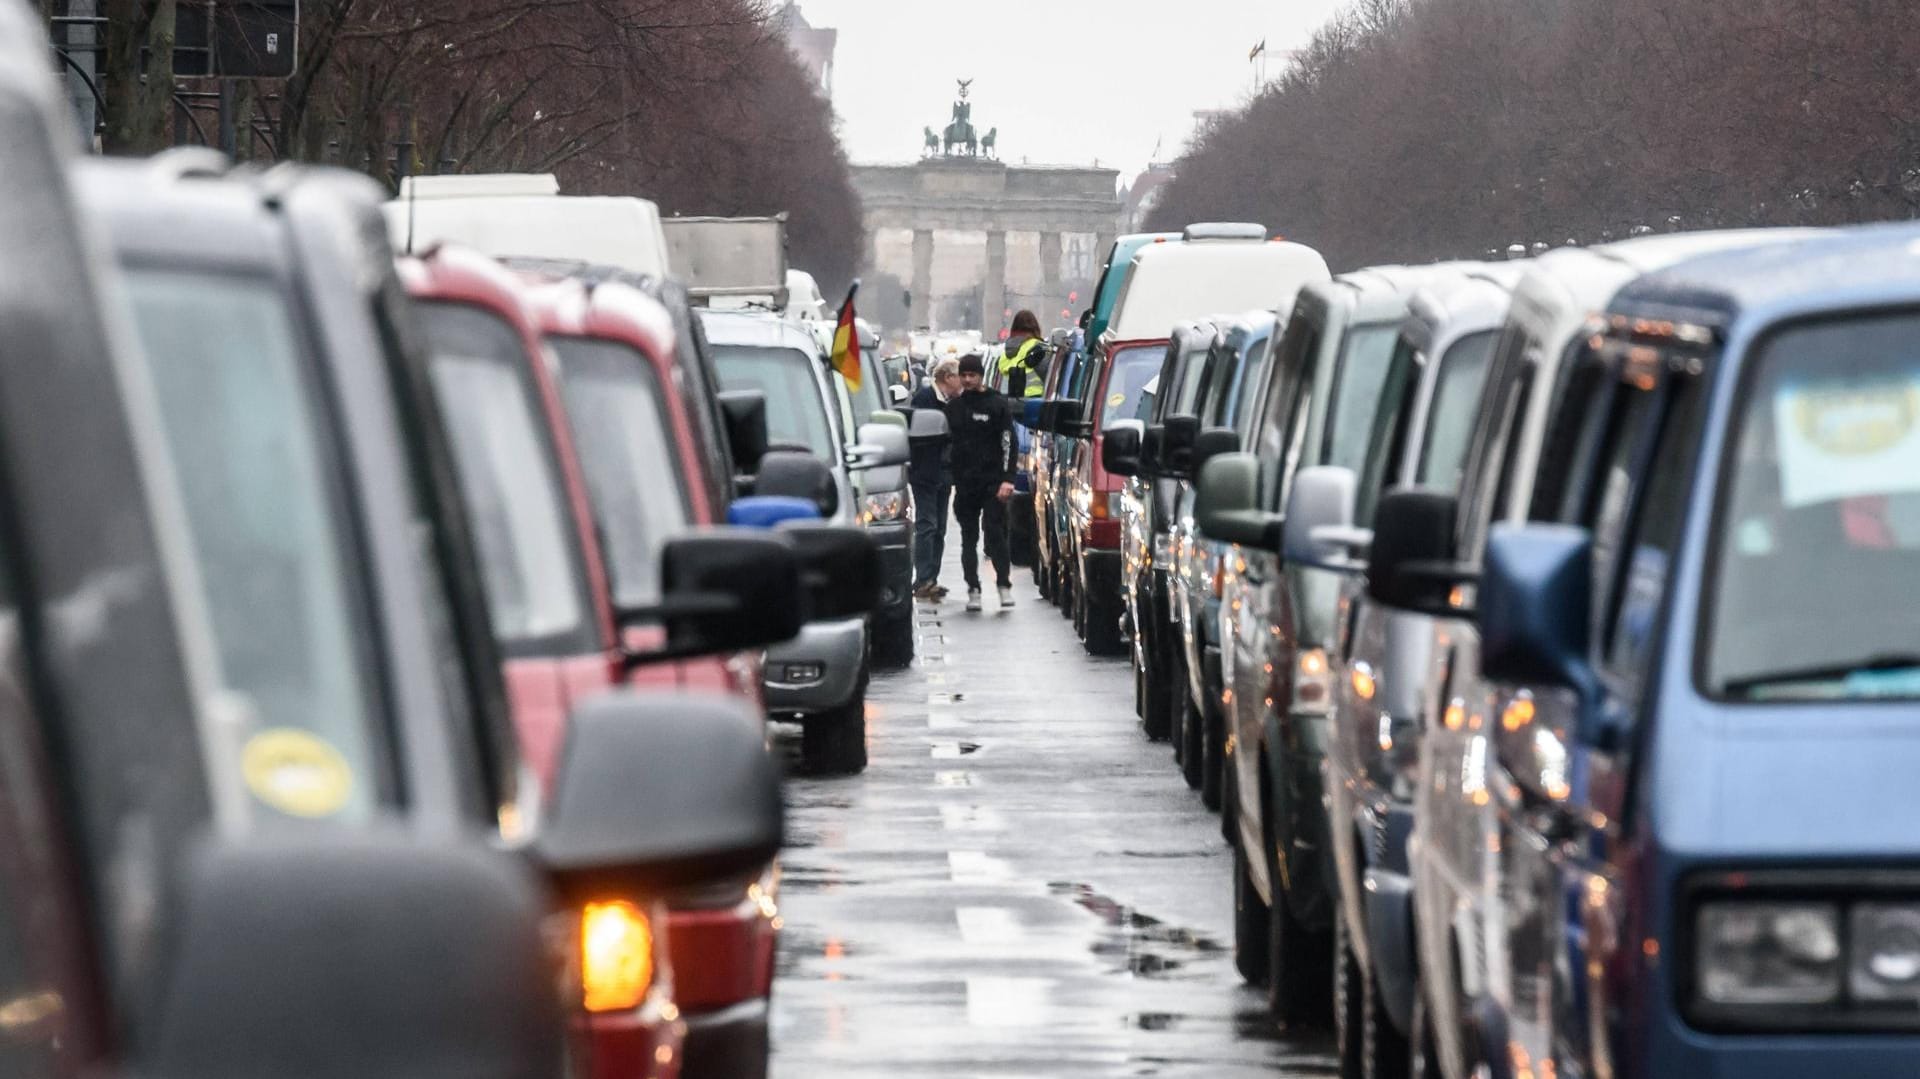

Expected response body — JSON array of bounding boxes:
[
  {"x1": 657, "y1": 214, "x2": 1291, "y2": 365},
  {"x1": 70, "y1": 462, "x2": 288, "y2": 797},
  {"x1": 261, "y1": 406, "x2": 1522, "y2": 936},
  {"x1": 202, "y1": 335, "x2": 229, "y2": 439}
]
[
  {"x1": 983, "y1": 230, "x2": 1008, "y2": 336},
  {"x1": 910, "y1": 229, "x2": 934, "y2": 329},
  {"x1": 1038, "y1": 232, "x2": 1064, "y2": 312}
]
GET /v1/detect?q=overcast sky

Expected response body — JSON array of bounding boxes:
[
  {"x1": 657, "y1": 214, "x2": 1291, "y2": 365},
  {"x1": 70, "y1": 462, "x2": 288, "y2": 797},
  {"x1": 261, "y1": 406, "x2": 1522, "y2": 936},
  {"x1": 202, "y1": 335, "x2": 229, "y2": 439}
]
[{"x1": 793, "y1": 0, "x2": 1350, "y2": 181}]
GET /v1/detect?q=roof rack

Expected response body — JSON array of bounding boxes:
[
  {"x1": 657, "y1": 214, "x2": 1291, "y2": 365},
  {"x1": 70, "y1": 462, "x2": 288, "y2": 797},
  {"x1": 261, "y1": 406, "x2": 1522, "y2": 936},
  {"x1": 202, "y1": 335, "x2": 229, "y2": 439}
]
[{"x1": 1182, "y1": 222, "x2": 1268, "y2": 242}]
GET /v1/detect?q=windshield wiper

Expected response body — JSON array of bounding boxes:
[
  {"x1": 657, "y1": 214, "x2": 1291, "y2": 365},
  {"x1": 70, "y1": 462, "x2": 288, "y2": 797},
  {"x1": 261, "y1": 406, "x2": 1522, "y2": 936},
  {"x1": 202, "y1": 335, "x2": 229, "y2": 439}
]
[{"x1": 1722, "y1": 653, "x2": 1920, "y2": 696}]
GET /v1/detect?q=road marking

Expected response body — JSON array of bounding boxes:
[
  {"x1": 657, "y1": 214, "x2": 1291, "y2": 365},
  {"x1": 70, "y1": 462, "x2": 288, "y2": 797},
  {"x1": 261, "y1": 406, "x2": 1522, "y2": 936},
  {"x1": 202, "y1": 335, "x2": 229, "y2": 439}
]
[
  {"x1": 965, "y1": 976, "x2": 1052, "y2": 1027},
  {"x1": 955, "y1": 906, "x2": 1023, "y2": 945},
  {"x1": 933, "y1": 770, "x2": 975, "y2": 788},
  {"x1": 928, "y1": 711, "x2": 965, "y2": 731},
  {"x1": 940, "y1": 805, "x2": 1006, "y2": 832},
  {"x1": 948, "y1": 850, "x2": 1014, "y2": 883}
]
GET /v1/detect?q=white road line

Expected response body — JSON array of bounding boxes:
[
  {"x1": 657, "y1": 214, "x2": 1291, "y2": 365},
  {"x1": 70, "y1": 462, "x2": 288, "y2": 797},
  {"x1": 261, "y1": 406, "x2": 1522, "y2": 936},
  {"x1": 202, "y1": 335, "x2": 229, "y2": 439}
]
[
  {"x1": 965, "y1": 976, "x2": 1052, "y2": 1027},
  {"x1": 933, "y1": 770, "x2": 976, "y2": 788},
  {"x1": 947, "y1": 850, "x2": 1015, "y2": 883},
  {"x1": 954, "y1": 906, "x2": 1024, "y2": 945},
  {"x1": 940, "y1": 805, "x2": 1006, "y2": 832}
]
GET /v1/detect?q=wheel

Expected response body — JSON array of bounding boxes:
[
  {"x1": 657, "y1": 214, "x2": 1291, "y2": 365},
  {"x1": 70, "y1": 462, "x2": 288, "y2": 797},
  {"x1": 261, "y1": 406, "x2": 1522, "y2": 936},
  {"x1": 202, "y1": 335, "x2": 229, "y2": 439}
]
[
  {"x1": 801, "y1": 678, "x2": 868, "y2": 776},
  {"x1": 1362, "y1": 950, "x2": 1412, "y2": 1079},
  {"x1": 1268, "y1": 828, "x2": 1334, "y2": 1028},
  {"x1": 1143, "y1": 637, "x2": 1173, "y2": 742},
  {"x1": 1072, "y1": 576, "x2": 1087, "y2": 637},
  {"x1": 1335, "y1": 916, "x2": 1365, "y2": 1079},
  {"x1": 1083, "y1": 584, "x2": 1126, "y2": 656},
  {"x1": 1408, "y1": 990, "x2": 1443, "y2": 1079},
  {"x1": 1233, "y1": 829, "x2": 1272, "y2": 987},
  {"x1": 1180, "y1": 680, "x2": 1204, "y2": 789},
  {"x1": 1200, "y1": 696, "x2": 1225, "y2": 811},
  {"x1": 871, "y1": 609, "x2": 915, "y2": 670},
  {"x1": 1132, "y1": 660, "x2": 1146, "y2": 718}
]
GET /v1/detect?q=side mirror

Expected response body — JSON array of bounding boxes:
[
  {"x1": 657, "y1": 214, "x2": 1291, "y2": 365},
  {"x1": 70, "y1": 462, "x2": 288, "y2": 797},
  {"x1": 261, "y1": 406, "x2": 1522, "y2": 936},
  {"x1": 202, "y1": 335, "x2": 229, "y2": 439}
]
[
  {"x1": 144, "y1": 831, "x2": 561, "y2": 1079},
  {"x1": 728, "y1": 495, "x2": 821, "y2": 529},
  {"x1": 1479, "y1": 524, "x2": 1604, "y2": 737},
  {"x1": 780, "y1": 521, "x2": 883, "y2": 620},
  {"x1": 1035, "y1": 399, "x2": 1059, "y2": 433},
  {"x1": 1195, "y1": 452, "x2": 1282, "y2": 548},
  {"x1": 908, "y1": 406, "x2": 950, "y2": 441},
  {"x1": 1022, "y1": 397, "x2": 1046, "y2": 429},
  {"x1": 847, "y1": 422, "x2": 910, "y2": 471},
  {"x1": 753, "y1": 449, "x2": 838, "y2": 517},
  {"x1": 1102, "y1": 419, "x2": 1145, "y2": 477},
  {"x1": 537, "y1": 692, "x2": 781, "y2": 896},
  {"x1": 1191, "y1": 426, "x2": 1240, "y2": 477},
  {"x1": 865, "y1": 409, "x2": 908, "y2": 430},
  {"x1": 719, "y1": 389, "x2": 770, "y2": 473},
  {"x1": 1158, "y1": 414, "x2": 1201, "y2": 477},
  {"x1": 1282, "y1": 466, "x2": 1366, "y2": 571},
  {"x1": 887, "y1": 384, "x2": 911, "y2": 407},
  {"x1": 621, "y1": 530, "x2": 805, "y2": 663},
  {"x1": 1366, "y1": 488, "x2": 1473, "y2": 616},
  {"x1": 1078, "y1": 308, "x2": 1093, "y2": 329},
  {"x1": 1056, "y1": 397, "x2": 1089, "y2": 437}
]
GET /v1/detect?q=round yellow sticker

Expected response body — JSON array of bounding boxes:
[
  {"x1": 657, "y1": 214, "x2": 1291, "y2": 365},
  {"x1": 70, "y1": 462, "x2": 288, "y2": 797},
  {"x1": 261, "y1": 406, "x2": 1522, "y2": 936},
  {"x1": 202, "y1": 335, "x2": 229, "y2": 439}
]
[
  {"x1": 241, "y1": 729, "x2": 353, "y2": 818},
  {"x1": 1108, "y1": 392, "x2": 1126, "y2": 408},
  {"x1": 1792, "y1": 385, "x2": 1919, "y2": 456}
]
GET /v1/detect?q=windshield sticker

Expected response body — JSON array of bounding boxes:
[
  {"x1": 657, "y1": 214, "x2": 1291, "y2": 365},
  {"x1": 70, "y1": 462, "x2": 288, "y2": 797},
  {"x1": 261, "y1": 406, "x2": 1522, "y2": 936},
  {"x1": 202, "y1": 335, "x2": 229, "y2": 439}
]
[
  {"x1": 241, "y1": 729, "x2": 354, "y2": 818},
  {"x1": 1775, "y1": 378, "x2": 1920, "y2": 507},
  {"x1": 1109, "y1": 392, "x2": 1126, "y2": 409}
]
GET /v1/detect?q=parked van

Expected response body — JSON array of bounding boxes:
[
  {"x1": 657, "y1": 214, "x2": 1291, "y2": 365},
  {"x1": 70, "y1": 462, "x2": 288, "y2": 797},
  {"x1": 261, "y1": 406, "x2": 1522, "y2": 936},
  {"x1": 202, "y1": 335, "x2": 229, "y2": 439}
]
[{"x1": 383, "y1": 172, "x2": 672, "y2": 277}]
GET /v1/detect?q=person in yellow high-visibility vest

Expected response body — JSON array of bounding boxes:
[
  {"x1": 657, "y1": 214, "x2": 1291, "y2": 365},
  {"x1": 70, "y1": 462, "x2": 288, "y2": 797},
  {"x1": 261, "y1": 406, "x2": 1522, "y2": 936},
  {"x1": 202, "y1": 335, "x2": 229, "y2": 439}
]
[{"x1": 997, "y1": 309, "x2": 1049, "y2": 398}]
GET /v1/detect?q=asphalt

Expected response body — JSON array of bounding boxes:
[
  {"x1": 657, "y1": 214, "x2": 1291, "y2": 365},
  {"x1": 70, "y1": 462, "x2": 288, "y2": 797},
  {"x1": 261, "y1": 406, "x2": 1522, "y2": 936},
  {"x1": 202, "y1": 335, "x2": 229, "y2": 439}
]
[{"x1": 767, "y1": 533, "x2": 1338, "y2": 1078}]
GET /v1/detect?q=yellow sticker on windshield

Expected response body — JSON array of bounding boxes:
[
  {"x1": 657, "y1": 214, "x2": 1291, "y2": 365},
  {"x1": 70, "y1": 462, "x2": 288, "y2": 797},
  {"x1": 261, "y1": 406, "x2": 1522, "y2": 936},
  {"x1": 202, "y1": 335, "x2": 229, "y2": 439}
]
[
  {"x1": 1109, "y1": 392, "x2": 1126, "y2": 408},
  {"x1": 241, "y1": 729, "x2": 353, "y2": 818}
]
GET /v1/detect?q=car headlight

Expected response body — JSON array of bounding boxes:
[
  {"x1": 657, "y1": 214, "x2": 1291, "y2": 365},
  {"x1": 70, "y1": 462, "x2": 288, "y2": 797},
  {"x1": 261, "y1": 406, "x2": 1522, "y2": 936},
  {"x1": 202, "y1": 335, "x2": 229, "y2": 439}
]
[
  {"x1": 1696, "y1": 900, "x2": 1842, "y2": 1006},
  {"x1": 861, "y1": 491, "x2": 907, "y2": 524},
  {"x1": 1293, "y1": 648, "x2": 1333, "y2": 715},
  {"x1": 1851, "y1": 903, "x2": 1920, "y2": 1002}
]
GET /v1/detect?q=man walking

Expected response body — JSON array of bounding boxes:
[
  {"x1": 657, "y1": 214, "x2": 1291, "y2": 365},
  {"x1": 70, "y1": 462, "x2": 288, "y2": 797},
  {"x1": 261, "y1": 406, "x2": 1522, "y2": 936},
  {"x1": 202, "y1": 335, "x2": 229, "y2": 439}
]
[
  {"x1": 909, "y1": 358, "x2": 961, "y2": 600},
  {"x1": 946, "y1": 353, "x2": 1017, "y2": 612}
]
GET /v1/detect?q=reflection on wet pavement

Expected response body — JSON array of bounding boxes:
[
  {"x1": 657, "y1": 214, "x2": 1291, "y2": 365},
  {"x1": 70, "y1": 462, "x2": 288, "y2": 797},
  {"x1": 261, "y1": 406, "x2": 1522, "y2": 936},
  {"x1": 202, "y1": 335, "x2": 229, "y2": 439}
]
[{"x1": 766, "y1": 540, "x2": 1337, "y2": 1078}]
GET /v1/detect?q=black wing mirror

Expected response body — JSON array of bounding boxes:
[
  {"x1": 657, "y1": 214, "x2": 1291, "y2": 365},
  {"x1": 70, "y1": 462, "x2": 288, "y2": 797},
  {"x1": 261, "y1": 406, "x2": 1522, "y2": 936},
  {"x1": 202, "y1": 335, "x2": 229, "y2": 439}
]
[
  {"x1": 1157, "y1": 413, "x2": 1201, "y2": 477},
  {"x1": 144, "y1": 831, "x2": 561, "y2": 1079},
  {"x1": 536, "y1": 692, "x2": 782, "y2": 896},
  {"x1": 1102, "y1": 419, "x2": 1145, "y2": 477},
  {"x1": 1194, "y1": 452, "x2": 1282, "y2": 547},
  {"x1": 1191, "y1": 425, "x2": 1240, "y2": 477},
  {"x1": 719, "y1": 389, "x2": 770, "y2": 473},
  {"x1": 781, "y1": 521, "x2": 883, "y2": 621},
  {"x1": 1366, "y1": 488, "x2": 1474, "y2": 615},
  {"x1": 621, "y1": 530, "x2": 804, "y2": 665},
  {"x1": 1056, "y1": 398, "x2": 1089, "y2": 437},
  {"x1": 752, "y1": 448, "x2": 838, "y2": 518}
]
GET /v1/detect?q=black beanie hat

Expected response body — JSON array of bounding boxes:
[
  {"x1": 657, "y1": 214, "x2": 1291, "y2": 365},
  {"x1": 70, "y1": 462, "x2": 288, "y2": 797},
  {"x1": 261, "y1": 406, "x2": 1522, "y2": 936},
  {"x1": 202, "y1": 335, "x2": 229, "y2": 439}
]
[{"x1": 958, "y1": 353, "x2": 986, "y2": 376}]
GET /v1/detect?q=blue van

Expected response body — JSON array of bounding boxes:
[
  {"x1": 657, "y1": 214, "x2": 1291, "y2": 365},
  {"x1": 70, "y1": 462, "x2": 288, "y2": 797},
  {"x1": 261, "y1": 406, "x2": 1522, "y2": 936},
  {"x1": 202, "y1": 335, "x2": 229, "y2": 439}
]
[{"x1": 1437, "y1": 225, "x2": 1920, "y2": 1079}]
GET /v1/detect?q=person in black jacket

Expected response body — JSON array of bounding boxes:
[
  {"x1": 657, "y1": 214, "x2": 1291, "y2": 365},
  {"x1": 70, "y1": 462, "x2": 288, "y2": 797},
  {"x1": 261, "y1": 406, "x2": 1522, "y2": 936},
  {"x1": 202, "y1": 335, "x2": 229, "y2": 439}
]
[
  {"x1": 909, "y1": 358, "x2": 961, "y2": 600},
  {"x1": 946, "y1": 353, "x2": 1017, "y2": 611}
]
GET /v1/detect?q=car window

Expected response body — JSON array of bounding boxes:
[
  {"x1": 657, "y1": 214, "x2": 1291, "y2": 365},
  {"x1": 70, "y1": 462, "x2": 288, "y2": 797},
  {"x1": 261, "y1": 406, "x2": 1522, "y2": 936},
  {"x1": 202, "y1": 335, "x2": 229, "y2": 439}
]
[
  {"x1": 1100, "y1": 345, "x2": 1163, "y2": 428},
  {"x1": 126, "y1": 269, "x2": 389, "y2": 823},
  {"x1": 1258, "y1": 313, "x2": 1321, "y2": 510},
  {"x1": 1320, "y1": 323, "x2": 1403, "y2": 474},
  {"x1": 1416, "y1": 330, "x2": 1500, "y2": 490},
  {"x1": 420, "y1": 301, "x2": 592, "y2": 655},
  {"x1": 1355, "y1": 335, "x2": 1424, "y2": 526},
  {"x1": 1704, "y1": 311, "x2": 1920, "y2": 700},
  {"x1": 1173, "y1": 340, "x2": 1213, "y2": 416},
  {"x1": 551, "y1": 335, "x2": 692, "y2": 610},
  {"x1": 713, "y1": 345, "x2": 836, "y2": 457},
  {"x1": 853, "y1": 353, "x2": 889, "y2": 420},
  {"x1": 1220, "y1": 338, "x2": 1274, "y2": 432},
  {"x1": 1601, "y1": 373, "x2": 1705, "y2": 691}
]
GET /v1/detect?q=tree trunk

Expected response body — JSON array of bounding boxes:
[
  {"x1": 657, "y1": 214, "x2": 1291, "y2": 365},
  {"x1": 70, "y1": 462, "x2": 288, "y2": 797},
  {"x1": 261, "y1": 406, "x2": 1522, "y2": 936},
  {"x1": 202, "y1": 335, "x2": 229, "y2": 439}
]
[{"x1": 101, "y1": 0, "x2": 178, "y2": 155}]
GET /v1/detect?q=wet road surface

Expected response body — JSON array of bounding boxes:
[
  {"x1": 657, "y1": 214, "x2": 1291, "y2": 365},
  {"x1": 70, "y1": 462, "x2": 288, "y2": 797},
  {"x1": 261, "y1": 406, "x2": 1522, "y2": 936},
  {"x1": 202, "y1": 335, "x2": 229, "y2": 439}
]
[{"x1": 768, "y1": 543, "x2": 1337, "y2": 1078}]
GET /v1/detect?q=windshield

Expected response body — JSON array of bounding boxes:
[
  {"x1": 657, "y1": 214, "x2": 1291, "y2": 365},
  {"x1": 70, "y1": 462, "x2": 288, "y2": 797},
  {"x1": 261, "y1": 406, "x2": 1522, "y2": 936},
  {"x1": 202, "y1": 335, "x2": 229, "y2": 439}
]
[
  {"x1": 1321, "y1": 324, "x2": 1404, "y2": 472},
  {"x1": 1705, "y1": 312, "x2": 1920, "y2": 700},
  {"x1": 1417, "y1": 330, "x2": 1499, "y2": 489},
  {"x1": 420, "y1": 301, "x2": 590, "y2": 652},
  {"x1": 848, "y1": 351, "x2": 889, "y2": 422},
  {"x1": 125, "y1": 269, "x2": 387, "y2": 822},
  {"x1": 1100, "y1": 345, "x2": 1163, "y2": 428},
  {"x1": 551, "y1": 336, "x2": 692, "y2": 610},
  {"x1": 713, "y1": 344, "x2": 836, "y2": 457}
]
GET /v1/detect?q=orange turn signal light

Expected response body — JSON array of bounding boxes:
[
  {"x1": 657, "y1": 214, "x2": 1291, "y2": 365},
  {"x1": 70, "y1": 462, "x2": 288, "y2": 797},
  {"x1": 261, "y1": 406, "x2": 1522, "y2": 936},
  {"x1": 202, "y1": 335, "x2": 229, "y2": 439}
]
[{"x1": 581, "y1": 900, "x2": 655, "y2": 1013}]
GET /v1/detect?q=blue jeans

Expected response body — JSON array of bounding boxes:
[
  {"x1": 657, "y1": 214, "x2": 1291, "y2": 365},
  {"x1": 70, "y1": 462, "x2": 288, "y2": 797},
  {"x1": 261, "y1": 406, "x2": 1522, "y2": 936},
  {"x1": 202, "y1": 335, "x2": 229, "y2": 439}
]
[{"x1": 912, "y1": 481, "x2": 950, "y2": 586}]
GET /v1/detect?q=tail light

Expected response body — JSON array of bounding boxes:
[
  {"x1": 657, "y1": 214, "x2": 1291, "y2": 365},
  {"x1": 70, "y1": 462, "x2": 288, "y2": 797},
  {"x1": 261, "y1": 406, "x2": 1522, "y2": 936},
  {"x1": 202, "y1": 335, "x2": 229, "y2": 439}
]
[{"x1": 581, "y1": 900, "x2": 656, "y2": 1013}]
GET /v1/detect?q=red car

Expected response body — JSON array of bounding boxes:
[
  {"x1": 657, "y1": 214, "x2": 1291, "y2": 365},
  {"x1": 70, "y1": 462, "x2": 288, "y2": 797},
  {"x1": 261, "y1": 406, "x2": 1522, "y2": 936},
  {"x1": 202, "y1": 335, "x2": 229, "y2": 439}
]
[{"x1": 402, "y1": 248, "x2": 779, "y2": 1079}]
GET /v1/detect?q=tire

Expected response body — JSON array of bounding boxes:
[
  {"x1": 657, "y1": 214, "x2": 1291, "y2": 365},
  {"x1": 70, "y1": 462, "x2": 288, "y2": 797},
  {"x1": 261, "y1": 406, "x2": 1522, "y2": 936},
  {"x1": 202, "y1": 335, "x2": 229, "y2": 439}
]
[
  {"x1": 1143, "y1": 637, "x2": 1173, "y2": 742},
  {"x1": 1233, "y1": 830, "x2": 1272, "y2": 987},
  {"x1": 1200, "y1": 697, "x2": 1225, "y2": 811},
  {"x1": 871, "y1": 609, "x2": 915, "y2": 670},
  {"x1": 1363, "y1": 954, "x2": 1412, "y2": 1079},
  {"x1": 1335, "y1": 916, "x2": 1366, "y2": 1079},
  {"x1": 1083, "y1": 585, "x2": 1126, "y2": 657},
  {"x1": 1132, "y1": 661, "x2": 1146, "y2": 718},
  {"x1": 801, "y1": 678, "x2": 868, "y2": 776},
  {"x1": 1408, "y1": 990, "x2": 1443, "y2": 1079},
  {"x1": 1268, "y1": 828, "x2": 1334, "y2": 1028}
]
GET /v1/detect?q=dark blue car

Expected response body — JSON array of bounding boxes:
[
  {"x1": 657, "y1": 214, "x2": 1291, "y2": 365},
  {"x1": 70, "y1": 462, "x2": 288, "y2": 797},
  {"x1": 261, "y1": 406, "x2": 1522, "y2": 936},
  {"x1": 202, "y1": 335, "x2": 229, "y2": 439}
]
[{"x1": 1442, "y1": 225, "x2": 1920, "y2": 1079}]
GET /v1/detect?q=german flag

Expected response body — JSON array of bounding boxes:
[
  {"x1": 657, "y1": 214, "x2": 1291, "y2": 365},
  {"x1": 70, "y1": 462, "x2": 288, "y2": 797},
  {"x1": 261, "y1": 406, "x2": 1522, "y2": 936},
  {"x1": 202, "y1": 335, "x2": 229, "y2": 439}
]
[{"x1": 831, "y1": 281, "x2": 862, "y2": 391}]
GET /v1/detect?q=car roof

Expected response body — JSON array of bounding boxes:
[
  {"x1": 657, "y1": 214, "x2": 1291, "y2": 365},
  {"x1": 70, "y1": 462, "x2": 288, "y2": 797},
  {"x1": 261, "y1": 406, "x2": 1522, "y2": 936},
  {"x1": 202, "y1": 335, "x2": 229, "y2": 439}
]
[
  {"x1": 1110, "y1": 240, "x2": 1331, "y2": 341},
  {"x1": 698, "y1": 308, "x2": 822, "y2": 352},
  {"x1": 77, "y1": 154, "x2": 289, "y2": 272},
  {"x1": 1608, "y1": 222, "x2": 1920, "y2": 334},
  {"x1": 1402, "y1": 264, "x2": 1520, "y2": 356}
]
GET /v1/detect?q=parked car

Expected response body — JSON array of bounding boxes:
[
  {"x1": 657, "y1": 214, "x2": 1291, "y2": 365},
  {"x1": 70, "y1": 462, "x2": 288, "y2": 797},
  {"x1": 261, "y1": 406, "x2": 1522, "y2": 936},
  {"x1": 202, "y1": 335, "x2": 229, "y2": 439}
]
[
  {"x1": 76, "y1": 148, "x2": 801, "y2": 1079},
  {"x1": 1197, "y1": 263, "x2": 1454, "y2": 1024},
  {"x1": 704, "y1": 310, "x2": 907, "y2": 773},
  {"x1": 1069, "y1": 226, "x2": 1330, "y2": 656},
  {"x1": 385, "y1": 171, "x2": 672, "y2": 276},
  {"x1": 826, "y1": 321, "x2": 917, "y2": 670},
  {"x1": 1318, "y1": 264, "x2": 1519, "y2": 1077},
  {"x1": 1354, "y1": 231, "x2": 1818, "y2": 1079}
]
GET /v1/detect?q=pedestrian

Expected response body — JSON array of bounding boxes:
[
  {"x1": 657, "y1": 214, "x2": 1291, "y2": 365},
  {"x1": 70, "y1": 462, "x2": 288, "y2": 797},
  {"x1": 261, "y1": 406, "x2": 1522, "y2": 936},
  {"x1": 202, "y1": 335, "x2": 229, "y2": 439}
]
[
  {"x1": 909, "y1": 358, "x2": 962, "y2": 600},
  {"x1": 996, "y1": 309, "x2": 1049, "y2": 399},
  {"x1": 946, "y1": 353, "x2": 1017, "y2": 612}
]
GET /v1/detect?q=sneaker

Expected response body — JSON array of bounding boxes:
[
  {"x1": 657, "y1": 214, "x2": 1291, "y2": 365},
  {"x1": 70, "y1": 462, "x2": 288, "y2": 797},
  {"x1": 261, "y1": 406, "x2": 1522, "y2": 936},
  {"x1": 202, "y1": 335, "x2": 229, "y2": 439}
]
[
  {"x1": 912, "y1": 581, "x2": 938, "y2": 601},
  {"x1": 965, "y1": 588, "x2": 983, "y2": 612},
  {"x1": 998, "y1": 585, "x2": 1015, "y2": 609}
]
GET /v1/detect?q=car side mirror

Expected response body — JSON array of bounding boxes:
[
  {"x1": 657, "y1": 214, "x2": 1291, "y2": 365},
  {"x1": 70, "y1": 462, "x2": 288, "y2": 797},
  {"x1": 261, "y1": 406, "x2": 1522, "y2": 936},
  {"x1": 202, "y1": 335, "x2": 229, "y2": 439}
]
[
  {"x1": 1283, "y1": 466, "x2": 1366, "y2": 571},
  {"x1": 908, "y1": 406, "x2": 950, "y2": 442},
  {"x1": 887, "y1": 384, "x2": 911, "y2": 407},
  {"x1": 1022, "y1": 397, "x2": 1046, "y2": 429},
  {"x1": 1101, "y1": 419, "x2": 1145, "y2": 477},
  {"x1": 537, "y1": 692, "x2": 782, "y2": 896},
  {"x1": 864, "y1": 409, "x2": 908, "y2": 431},
  {"x1": 620, "y1": 530, "x2": 804, "y2": 664},
  {"x1": 143, "y1": 831, "x2": 561, "y2": 1079},
  {"x1": 1191, "y1": 426, "x2": 1240, "y2": 477},
  {"x1": 847, "y1": 422, "x2": 910, "y2": 471},
  {"x1": 1157, "y1": 414, "x2": 1201, "y2": 477},
  {"x1": 753, "y1": 449, "x2": 838, "y2": 517},
  {"x1": 779, "y1": 521, "x2": 883, "y2": 620},
  {"x1": 1195, "y1": 452, "x2": 1282, "y2": 548},
  {"x1": 1366, "y1": 488, "x2": 1473, "y2": 616},
  {"x1": 1056, "y1": 398, "x2": 1089, "y2": 437},
  {"x1": 727, "y1": 495, "x2": 821, "y2": 529},
  {"x1": 1479, "y1": 524, "x2": 1605, "y2": 739},
  {"x1": 719, "y1": 389, "x2": 770, "y2": 473}
]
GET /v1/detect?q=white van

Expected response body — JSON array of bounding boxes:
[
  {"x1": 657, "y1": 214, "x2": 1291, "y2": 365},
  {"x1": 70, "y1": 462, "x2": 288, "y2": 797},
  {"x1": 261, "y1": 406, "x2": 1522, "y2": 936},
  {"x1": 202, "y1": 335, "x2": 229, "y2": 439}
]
[
  {"x1": 382, "y1": 173, "x2": 670, "y2": 277},
  {"x1": 1106, "y1": 234, "x2": 1330, "y2": 343}
]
